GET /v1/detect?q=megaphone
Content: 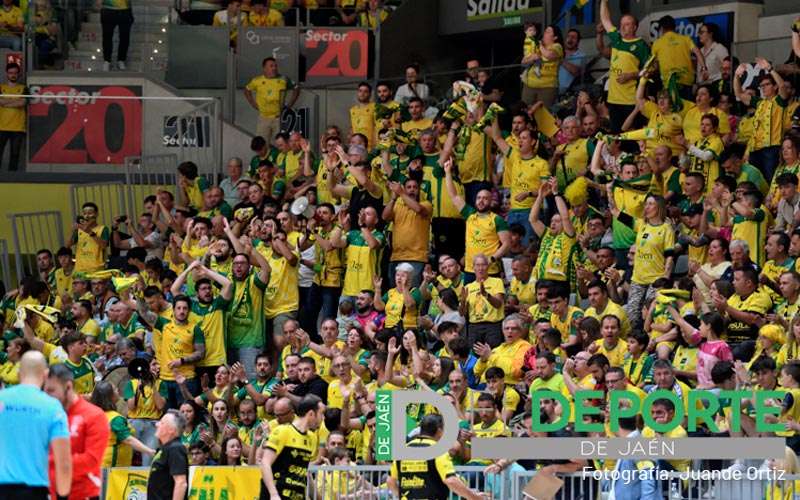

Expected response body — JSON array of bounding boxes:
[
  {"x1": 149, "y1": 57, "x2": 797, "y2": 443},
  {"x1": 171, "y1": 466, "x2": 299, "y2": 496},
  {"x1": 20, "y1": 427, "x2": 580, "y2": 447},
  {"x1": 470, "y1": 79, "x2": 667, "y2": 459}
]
[{"x1": 290, "y1": 196, "x2": 314, "y2": 218}]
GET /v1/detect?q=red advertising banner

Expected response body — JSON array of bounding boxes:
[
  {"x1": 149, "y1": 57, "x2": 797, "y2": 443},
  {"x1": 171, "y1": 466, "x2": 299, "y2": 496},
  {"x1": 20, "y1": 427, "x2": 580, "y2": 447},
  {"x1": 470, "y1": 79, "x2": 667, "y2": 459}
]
[
  {"x1": 301, "y1": 28, "x2": 370, "y2": 84},
  {"x1": 28, "y1": 84, "x2": 142, "y2": 165}
]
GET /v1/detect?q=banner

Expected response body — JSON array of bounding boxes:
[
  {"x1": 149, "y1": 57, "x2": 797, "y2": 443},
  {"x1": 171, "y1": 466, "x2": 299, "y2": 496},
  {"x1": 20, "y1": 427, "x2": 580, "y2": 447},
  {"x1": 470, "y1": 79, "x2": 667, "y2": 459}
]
[
  {"x1": 301, "y1": 29, "x2": 369, "y2": 85},
  {"x1": 105, "y1": 467, "x2": 149, "y2": 500},
  {"x1": 238, "y1": 27, "x2": 299, "y2": 86},
  {"x1": 188, "y1": 465, "x2": 262, "y2": 500},
  {"x1": 162, "y1": 115, "x2": 212, "y2": 148},
  {"x1": 28, "y1": 84, "x2": 143, "y2": 165},
  {"x1": 649, "y1": 12, "x2": 734, "y2": 45},
  {"x1": 439, "y1": 0, "x2": 544, "y2": 34},
  {"x1": 280, "y1": 106, "x2": 311, "y2": 139}
]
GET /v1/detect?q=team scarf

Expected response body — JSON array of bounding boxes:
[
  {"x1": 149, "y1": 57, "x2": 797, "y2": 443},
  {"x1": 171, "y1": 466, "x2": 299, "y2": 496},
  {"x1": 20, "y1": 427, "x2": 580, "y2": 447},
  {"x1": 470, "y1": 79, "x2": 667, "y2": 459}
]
[{"x1": 612, "y1": 173, "x2": 653, "y2": 194}]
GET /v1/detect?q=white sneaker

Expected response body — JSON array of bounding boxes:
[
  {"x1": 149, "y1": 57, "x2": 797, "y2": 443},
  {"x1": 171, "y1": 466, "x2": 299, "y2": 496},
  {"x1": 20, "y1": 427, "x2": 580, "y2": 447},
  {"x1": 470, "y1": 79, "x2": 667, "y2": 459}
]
[
  {"x1": 102, "y1": 61, "x2": 111, "y2": 71},
  {"x1": 117, "y1": 61, "x2": 126, "y2": 70}
]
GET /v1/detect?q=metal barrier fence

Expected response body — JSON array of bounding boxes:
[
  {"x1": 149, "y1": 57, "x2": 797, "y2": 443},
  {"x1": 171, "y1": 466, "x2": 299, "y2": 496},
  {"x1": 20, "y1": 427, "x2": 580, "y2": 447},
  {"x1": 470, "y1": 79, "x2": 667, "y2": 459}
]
[
  {"x1": 69, "y1": 182, "x2": 127, "y2": 230},
  {"x1": 176, "y1": 100, "x2": 223, "y2": 182},
  {"x1": 7, "y1": 211, "x2": 65, "y2": 281},
  {"x1": 305, "y1": 465, "x2": 800, "y2": 500},
  {"x1": 0, "y1": 239, "x2": 10, "y2": 292},
  {"x1": 124, "y1": 154, "x2": 179, "y2": 219}
]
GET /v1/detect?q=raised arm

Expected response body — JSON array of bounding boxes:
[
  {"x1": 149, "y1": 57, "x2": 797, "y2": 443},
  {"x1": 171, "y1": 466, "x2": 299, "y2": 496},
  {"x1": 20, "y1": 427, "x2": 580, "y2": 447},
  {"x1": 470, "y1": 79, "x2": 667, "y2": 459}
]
[
  {"x1": 529, "y1": 182, "x2": 551, "y2": 237},
  {"x1": 599, "y1": 0, "x2": 615, "y2": 33},
  {"x1": 443, "y1": 157, "x2": 466, "y2": 213},
  {"x1": 200, "y1": 265, "x2": 234, "y2": 301},
  {"x1": 249, "y1": 245, "x2": 272, "y2": 284},
  {"x1": 733, "y1": 64, "x2": 752, "y2": 107},
  {"x1": 552, "y1": 178, "x2": 575, "y2": 237},
  {"x1": 171, "y1": 260, "x2": 201, "y2": 298}
]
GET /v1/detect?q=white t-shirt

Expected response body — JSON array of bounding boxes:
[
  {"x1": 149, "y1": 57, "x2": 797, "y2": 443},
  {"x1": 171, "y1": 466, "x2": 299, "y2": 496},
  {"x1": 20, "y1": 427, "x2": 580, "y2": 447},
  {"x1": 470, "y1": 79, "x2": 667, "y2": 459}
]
[{"x1": 698, "y1": 42, "x2": 729, "y2": 84}]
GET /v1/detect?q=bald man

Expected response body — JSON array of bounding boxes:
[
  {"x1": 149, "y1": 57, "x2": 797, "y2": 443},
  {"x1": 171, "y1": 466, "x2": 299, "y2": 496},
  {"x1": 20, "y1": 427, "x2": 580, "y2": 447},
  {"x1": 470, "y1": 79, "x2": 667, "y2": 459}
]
[{"x1": 0, "y1": 351, "x2": 72, "y2": 500}]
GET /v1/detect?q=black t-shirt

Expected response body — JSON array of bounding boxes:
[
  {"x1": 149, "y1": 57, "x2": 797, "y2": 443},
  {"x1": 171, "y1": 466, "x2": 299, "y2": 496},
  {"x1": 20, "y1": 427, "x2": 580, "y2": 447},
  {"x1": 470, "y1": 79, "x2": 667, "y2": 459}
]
[
  {"x1": 292, "y1": 375, "x2": 329, "y2": 404},
  {"x1": 348, "y1": 186, "x2": 384, "y2": 228},
  {"x1": 147, "y1": 437, "x2": 189, "y2": 500}
]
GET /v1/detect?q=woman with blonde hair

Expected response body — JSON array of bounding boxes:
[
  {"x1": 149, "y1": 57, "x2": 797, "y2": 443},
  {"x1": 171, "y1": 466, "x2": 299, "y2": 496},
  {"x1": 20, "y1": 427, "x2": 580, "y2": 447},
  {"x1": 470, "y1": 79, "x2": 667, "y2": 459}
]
[
  {"x1": 766, "y1": 446, "x2": 800, "y2": 500},
  {"x1": 778, "y1": 315, "x2": 800, "y2": 368},
  {"x1": 624, "y1": 194, "x2": 675, "y2": 330}
]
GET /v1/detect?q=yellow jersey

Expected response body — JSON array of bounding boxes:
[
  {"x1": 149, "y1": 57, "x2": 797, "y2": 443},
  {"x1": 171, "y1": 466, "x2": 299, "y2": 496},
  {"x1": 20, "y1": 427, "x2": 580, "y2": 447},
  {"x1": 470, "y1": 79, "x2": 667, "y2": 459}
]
[
  {"x1": 245, "y1": 74, "x2": 294, "y2": 118},
  {"x1": 688, "y1": 133, "x2": 724, "y2": 195},
  {"x1": 632, "y1": 222, "x2": 675, "y2": 285},
  {"x1": 350, "y1": 102, "x2": 376, "y2": 146},
  {"x1": 607, "y1": 29, "x2": 650, "y2": 105},
  {"x1": 73, "y1": 225, "x2": 110, "y2": 273},
  {"x1": 682, "y1": 105, "x2": 730, "y2": 144},
  {"x1": 459, "y1": 129, "x2": 493, "y2": 184},
  {"x1": 551, "y1": 306, "x2": 584, "y2": 343},
  {"x1": 652, "y1": 31, "x2": 696, "y2": 86},
  {"x1": 732, "y1": 207, "x2": 768, "y2": 266},
  {"x1": 104, "y1": 411, "x2": 134, "y2": 467},
  {"x1": 461, "y1": 206, "x2": 508, "y2": 274},
  {"x1": 342, "y1": 229, "x2": 385, "y2": 296},
  {"x1": 506, "y1": 147, "x2": 550, "y2": 211},
  {"x1": 524, "y1": 43, "x2": 563, "y2": 89},
  {"x1": 642, "y1": 101, "x2": 684, "y2": 156},
  {"x1": 0, "y1": 82, "x2": 25, "y2": 132},
  {"x1": 464, "y1": 277, "x2": 505, "y2": 323},
  {"x1": 750, "y1": 95, "x2": 789, "y2": 151},
  {"x1": 264, "y1": 249, "x2": 300, "y2": 318}
]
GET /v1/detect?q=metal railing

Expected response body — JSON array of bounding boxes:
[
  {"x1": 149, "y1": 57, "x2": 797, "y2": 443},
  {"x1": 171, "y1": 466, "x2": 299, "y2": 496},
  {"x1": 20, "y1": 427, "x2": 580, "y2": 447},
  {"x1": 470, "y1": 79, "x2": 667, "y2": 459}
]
[
  {"x1": 0, "y1": 239, "x2": 11, "y2": 292},
  {"x1": 7, "y1": 211, "x2": 65, "y2": 281},
  {"x1": 305, "y1": 465, "x2": 800, "y2": 500},
  {"x1": 69, "y1": 182, "x2": 127, "y2": 230},
  {"x1": 123, "y1": 154, "x2": 178, "y2": 218},
  {"x1": 176, "y1": 100, "x2": 223, "y2": 181}
]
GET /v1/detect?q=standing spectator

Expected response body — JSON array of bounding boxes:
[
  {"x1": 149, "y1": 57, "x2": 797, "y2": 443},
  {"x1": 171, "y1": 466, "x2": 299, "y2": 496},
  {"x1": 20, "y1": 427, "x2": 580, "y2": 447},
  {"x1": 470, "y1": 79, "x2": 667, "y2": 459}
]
[
  {"x1": 734, "y1": 58, "x2": 791, "y2": 181},
  {"x1": 599, "y1": 0, "x2": 650, "y2": 133},
  {"x1": 44, "y1": 364, "x2": 110, "y2": 500},
  {"x1": 334, "y1": 205, "x2": 385, "y2": 300},
  {"x1": 651, "y1": 15, "x2": 706, "y2": 100},
  {"x1": 0, "y1": 0, "x2": 23, "y2": 51},
  {"x1": 382, "y1": 178, "x2": 432, "y2": 287},
  {"x1": 697, "y1": 23, "x2": 729, "y2": 85},
  {"x1": 350, "y1": 82, "x2": 376, "y2": 148},
  {"x1": 91, "y1": 382, "x2": 156, "y2": 467},
  {"x1": 70, "y1": 202, "x2": 111, "y2": 273},
  {"x1": 219, "y1": 157, "x2": 247, "y2": 208},
  {"x1": 221, "y1": 227, "x2": 271, "y2": 379},
  {"x1": 559, "y1": 28, "x2": 586, "y2": 95},
  {"x1": 625, "y1": 195, "x2": 675, "y2": 330},
  {"x1": 249, "y1": 0, "x2": 284, "y2": 27},
  {"x1": 394, "y1": 63, "x2": 430, "y2": 108},
  {"x1": 100, "y1": 0, "x2": 134, "y2": 71},
  {"x1": 0, "y1": 352, "x2": 71, "y2": 500},
  {"x1": 244, "y1": 57, "x2": 299, "y2": 145},
  {"x1": 521, "y1": 23, "x2": 563, "y2": 107},
  {"x1": 212, "y1": 0, "x2": 245, "y2": 47},
  {"x1": 148, "y1": 410, "x2": 189, "y2": 500},
  {"x1": 444, "y1": 158, "x2": 510, "y2": 281},
  {"x1": 0, "y1": 62, "x2": 26, "y2": 171},
  {"x1": 146, "y1": 295, "x2": 207, "y2": 409}
]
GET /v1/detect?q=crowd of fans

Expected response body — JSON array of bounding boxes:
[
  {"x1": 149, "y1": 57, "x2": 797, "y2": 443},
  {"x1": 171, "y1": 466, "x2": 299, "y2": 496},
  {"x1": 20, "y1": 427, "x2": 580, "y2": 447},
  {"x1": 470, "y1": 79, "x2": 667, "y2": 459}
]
[{"x1": 5, "y1": 1, "x2": 800, "y2": 498}]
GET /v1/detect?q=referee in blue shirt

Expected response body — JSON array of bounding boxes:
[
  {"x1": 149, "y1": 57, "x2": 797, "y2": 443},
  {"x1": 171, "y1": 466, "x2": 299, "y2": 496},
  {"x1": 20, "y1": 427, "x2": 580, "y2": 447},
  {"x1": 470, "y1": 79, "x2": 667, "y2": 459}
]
[{"x1": 0, "y1": 351, "x2": 72, "y2": 500}]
